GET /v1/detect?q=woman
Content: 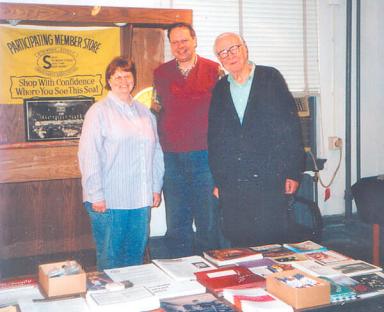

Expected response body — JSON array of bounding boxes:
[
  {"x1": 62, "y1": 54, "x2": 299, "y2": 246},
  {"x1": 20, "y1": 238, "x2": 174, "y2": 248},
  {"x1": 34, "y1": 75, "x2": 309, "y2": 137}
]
[{"x1": 78, "y1": 57, "x2": 164, "y2": 270}]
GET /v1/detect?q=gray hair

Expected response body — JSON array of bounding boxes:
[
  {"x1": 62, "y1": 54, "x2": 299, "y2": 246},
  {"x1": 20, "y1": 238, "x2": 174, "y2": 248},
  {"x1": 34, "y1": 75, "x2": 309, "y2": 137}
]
[{"x1": 213, "y1": 32, "x2": 248, "y2": 56}]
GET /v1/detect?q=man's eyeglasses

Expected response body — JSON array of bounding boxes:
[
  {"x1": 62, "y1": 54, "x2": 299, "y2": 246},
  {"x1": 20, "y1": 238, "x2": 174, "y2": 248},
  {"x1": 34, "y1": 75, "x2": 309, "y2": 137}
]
[{"x1": 216, "y1": 44, "x2": 242, "y2": 59}]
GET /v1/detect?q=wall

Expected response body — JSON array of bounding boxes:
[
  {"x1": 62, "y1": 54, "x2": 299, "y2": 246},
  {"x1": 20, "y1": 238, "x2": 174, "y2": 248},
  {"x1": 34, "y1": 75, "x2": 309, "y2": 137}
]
[
  {"x1": 317, "y1": 0, "x2": 384, "y2": 215},
  {"x1": 1, "y1": 0, "x2": 383, "y2": 220}
]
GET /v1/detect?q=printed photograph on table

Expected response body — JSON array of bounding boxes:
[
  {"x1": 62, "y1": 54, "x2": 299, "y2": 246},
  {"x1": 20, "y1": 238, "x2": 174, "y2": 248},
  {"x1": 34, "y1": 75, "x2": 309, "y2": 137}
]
[{"x1": 24, "y1": 96, "x2": 94, "y2": 141}]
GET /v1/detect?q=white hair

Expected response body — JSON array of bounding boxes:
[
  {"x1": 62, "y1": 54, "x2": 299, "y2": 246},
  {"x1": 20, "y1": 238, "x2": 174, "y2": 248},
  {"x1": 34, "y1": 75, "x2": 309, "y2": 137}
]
[{"x1": 213, "y1": 32, "x2": 248, "y2": 56}]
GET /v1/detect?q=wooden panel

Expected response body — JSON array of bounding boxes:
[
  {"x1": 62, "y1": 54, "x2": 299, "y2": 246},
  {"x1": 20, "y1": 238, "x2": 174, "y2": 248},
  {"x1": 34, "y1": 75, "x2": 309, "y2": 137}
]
[
  {"x1": 132, "y1": 28, "x2": 165, "y2": 94},
  {"x1": 0, "y1": 104, "x2": 25, "y2": 144},
  {"x1": 0, "y1": 3, "x2": 192, "y2": 25},
  {"x1": 0, "y1": 141, "x2": 80, "y2": 183},
  {"x1": 0, "y1": 179, "x2": 93, "y2": 259}
]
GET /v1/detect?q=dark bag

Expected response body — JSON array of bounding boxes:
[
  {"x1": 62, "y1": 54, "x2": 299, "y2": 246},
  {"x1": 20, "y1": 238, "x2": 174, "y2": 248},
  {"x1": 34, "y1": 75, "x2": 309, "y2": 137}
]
[{"x1": 287, "y1": 195, "x2": 323, "y2": 243}]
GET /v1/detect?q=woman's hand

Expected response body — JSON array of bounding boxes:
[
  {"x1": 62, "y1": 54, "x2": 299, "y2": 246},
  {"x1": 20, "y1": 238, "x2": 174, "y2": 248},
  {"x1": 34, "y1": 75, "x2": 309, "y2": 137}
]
[
  {"x1": 152, "y1": 192, "x2": 161, "y2": 208},
  {"x1": 92, "y1": 200, "x2": 107, "y2": 213}
]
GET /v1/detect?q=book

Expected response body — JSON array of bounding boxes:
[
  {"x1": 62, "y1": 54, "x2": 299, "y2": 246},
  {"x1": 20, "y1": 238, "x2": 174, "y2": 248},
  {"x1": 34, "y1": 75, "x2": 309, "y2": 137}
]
[
  {"x1": 0, "y1": 277, "x2": 37, "y2": 291},
  {"x1": 86, "y1": 285, "x2": 160, "y2": 312},
  {"x1": 86, "y1": 271, "x2": 133, "y2": 292},
  {"x1": 152, "y1": 255, "x2": 216, "y2": 281},
  {"x1": 194, "y1": 265, "x2": 265, "y2": 296},
  {"x1": 223, "y1": 288, "x2": 293, "y2": 312},
  {"x1": 105, "y1": 263, "x2": 173, "y2": 287},
  {"x1": 283, "y1": 240, "x2": 328, "y2": 254},
  {"x1": 105, "y1": 263, "x2": 205, "y2": 300},
  {"x1": 328, "y1": 259, "x2": 383, "y2": 277},
  {"x1": 238, "y1": 258, "x2": 277, "y2": 269},
  {"x1": 351, "y1": 272, "x2": 384, "y2": 298},
  {"x1": 321, "y1": 273, "x2": 379, "y2": 299},
  {"x1": 319, "y1": 276, "x2": 357, "y2": 303},
  {"x1": 18, "y1": 297, "x2": 91, "y2": 312},
  {"x1": 250, "y1": 244, "x2": 283, "y2": 252},
  {"x1": 305, "y1": 250, "x2": 351, "y2": 265},
  {"x1": 238, "y1": 258, "x2": 277, "y2": 276},
  {"x1": 203, "y1": 248, "x2": 263, "y2": 266},
  {"x1": 144, "y1": 280, "x2": 206, "y2": 299},
  {"x1": 272, "y1": 253, "x2": 308, "y2": 263},
  {"x1": 259, "y1": 246, "x2": 295, "y2": 259},
  {"x1": 240, "y1": 259, "x2": 294, "y2": 278},
  {"x1": 0, "y1": 277, "x2": 43, "y2": 307},
  {"x1": 291, "y1": 260, "x2": 340, "y2": 277},
  {"x1": 160, "y1": 292, "x2": 235, "y2": 312}
]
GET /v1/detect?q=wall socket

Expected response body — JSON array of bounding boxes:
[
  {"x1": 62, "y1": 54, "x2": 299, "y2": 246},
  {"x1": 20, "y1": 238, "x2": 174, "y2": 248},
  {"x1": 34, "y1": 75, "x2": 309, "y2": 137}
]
[{"x1": 328, "y1": 136, "x2": 342, "y2": 150}]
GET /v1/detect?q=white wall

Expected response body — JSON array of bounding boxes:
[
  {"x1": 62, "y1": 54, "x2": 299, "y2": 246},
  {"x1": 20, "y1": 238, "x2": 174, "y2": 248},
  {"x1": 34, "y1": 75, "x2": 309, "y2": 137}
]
[
  {"x1": 2, "y1": 0, "x2": 383, "y2": 223},
  {"x1": 316, "y1": 0, "x2": 384, "y2": 216}
]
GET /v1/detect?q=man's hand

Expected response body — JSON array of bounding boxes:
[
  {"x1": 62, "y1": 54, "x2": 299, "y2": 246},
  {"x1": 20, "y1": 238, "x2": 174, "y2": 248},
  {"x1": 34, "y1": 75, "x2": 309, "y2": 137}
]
[
  {"x1": 152, "y1": 192, "x2": 161, "y2": 208},
  {"x1": 213, "y1": 187, "x2": 219, "y2": 199},
  {"x1": 285, "y1": 179, "x2": 299, "y2": 194},
  {"x1": 92, "y1": 200, "x2": 107, "y2": 213}
]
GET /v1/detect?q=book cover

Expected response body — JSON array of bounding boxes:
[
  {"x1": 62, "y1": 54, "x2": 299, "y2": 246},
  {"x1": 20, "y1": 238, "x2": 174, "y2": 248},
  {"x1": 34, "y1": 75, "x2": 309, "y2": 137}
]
[
  {"x1": 86, "y1": 271, "x2": 133, "y2": 292},
  {"x1": 319, "y1": 276, "x2": 357, "y2": 303},
  {"x1": 86, "y1": 285, "x2": 160, "y2": 312},
  {"x1": 223, "y1": 288, "x2": 293, "y2": 312},
  {"x1": 194, "y1": 265, "x2": 265, "y2": 296},
  {"x1": 351, "y1": 272, "x2": 384, "y2": 298},
  {"x1": 250, "y1": 244, "x2": 283, "y2": 252},
  {"x1": 329, "y1": 260, "x2": 383, "y2": 277},
  {"x1": 105, "y1": 263, "x2": 173, "y2": 288},
  {"x1": 272, "y1": 253, "x2": 307, "y2": 263},
  {"x1": 203, "y1": 248, "x2": 263, "y2": 266},
  {"x1": 292, "y1": 260, "x2": 340, "y2": 277},
  {"x1": 0, "y1": 277, "x2": 37, "y2": 291},
  {"x1": 160, "y1": 292, "x2": 235, "y2": 312},
  {"x1": 238, "y1": 258, "x2": 277, "y2": 269},
  {"x1": 321, "y1": 274, "x2": 377, "y2": 299},
  {"x1": 283, "y1": 240, "x2": 328, "y2": 254},
  {"x1": 261, "y1": 246, "x2": 295, "y2": 259},
  {"x1": 144, "y1": 280, "x2": 206, "y2": 299},
  {"x1": 305, "y1": 250, "x2": 351, "y2": 265},
  {"x1": 152, "y1": 255, "x2": 216, "y2": 281}
]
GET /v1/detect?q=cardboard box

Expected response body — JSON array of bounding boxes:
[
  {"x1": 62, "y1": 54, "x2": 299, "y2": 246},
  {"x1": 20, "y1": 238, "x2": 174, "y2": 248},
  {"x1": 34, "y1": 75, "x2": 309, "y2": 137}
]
[
  {"x1": 266, "y1": 269, "x2": 330, "y2": 309},
  {"x1": 38, "y1": 260, "x2": 86, "y2": 297}
]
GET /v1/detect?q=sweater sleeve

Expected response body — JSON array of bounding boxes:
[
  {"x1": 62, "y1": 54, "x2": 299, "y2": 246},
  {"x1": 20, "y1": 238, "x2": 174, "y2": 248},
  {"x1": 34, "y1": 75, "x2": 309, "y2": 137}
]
[{"x1": 272, "y1": 68, "x2": 305, "y2": 182}]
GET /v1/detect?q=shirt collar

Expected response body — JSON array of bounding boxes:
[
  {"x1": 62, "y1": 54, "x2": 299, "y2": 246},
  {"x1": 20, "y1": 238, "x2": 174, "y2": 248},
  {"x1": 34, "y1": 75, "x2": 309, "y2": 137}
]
[
  {"x1": 228, "y1": 61, "x2": 255, "y2": 85},
  {"x1": 108, "y1": 91, "x2": 134, "y2": 109}
]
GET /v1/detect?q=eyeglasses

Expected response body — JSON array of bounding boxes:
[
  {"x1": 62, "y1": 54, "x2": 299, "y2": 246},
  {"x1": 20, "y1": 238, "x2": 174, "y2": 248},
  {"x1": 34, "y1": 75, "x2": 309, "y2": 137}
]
[
  {"x1": 111, "y1": 75, "x2": 132, "y2": 82},
  {"x1": 216, "y1": 44, "x2": 242, "y2": 59}
]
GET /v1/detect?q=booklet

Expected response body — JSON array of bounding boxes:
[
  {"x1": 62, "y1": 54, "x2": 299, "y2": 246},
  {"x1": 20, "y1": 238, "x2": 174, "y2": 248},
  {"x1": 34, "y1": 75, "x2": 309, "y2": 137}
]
[{"x1": 152, "y1": 255, "x2": 216, "y2": 281}]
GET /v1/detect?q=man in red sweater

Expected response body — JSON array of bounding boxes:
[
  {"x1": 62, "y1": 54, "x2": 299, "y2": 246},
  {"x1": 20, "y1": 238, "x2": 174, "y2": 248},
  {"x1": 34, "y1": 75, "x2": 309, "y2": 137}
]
[{"x1": 153, "y1": 23, "x2": 223, "y2": 257}]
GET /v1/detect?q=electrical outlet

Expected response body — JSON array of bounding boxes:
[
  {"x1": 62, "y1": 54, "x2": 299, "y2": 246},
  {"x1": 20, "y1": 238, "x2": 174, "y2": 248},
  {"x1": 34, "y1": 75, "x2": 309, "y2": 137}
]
[{"x1": 328, "y1": 136, "x2": 342, "y2": 150}]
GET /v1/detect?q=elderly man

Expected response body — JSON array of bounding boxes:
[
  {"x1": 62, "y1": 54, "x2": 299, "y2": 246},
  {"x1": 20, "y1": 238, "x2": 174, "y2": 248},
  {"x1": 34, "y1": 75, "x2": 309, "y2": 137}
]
[
  {"x1": 153, "y1": 23, "x2": 223, "y2": 257},
  {"x1": 208, "y1": 32, "x2": 305, "y2": 247}
]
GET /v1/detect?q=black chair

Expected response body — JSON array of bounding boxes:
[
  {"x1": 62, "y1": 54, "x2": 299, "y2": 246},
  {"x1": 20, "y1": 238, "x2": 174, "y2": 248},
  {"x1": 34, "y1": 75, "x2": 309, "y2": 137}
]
[{"x1": 351, "y1": 175, "x2": 384, "y2": 266}]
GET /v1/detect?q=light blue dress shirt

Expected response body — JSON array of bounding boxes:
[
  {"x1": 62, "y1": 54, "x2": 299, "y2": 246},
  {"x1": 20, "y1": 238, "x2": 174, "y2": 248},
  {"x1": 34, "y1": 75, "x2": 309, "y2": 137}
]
[
  {"x1": 227, "y1": 62, "x2": 255, "y2": 124},
  {"x1": 78, "y1": 92, "x2": 164, "y2": 209}
]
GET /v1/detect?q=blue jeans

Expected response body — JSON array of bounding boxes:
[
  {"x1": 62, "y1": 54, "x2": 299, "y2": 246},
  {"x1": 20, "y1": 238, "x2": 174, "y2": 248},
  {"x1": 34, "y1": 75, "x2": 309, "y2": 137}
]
[
  {"x1": 163, "y1": 150, "x2": 223, "y2": 257},
  {"x1": 85, "y1": 202, "x2": 149, "y2": 271}
]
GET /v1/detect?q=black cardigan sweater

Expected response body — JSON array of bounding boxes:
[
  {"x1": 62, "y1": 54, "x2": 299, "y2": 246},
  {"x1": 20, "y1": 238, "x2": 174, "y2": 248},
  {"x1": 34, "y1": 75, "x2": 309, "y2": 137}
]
[{"x1": 208, "y1": 65, "x2": 305, "y2": 190}]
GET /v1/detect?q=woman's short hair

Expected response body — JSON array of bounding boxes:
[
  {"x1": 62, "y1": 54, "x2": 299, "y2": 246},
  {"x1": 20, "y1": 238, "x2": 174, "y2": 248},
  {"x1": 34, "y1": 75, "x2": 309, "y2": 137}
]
[{"x1": 105, "y1": 57, "x2": 136, "y2": 90}]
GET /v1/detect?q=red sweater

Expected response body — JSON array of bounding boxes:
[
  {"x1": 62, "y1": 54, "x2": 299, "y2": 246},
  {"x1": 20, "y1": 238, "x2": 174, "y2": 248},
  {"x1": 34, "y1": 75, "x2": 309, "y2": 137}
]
[{"x1": 154, "y1": 56, "x2": 220, "y2": 152}]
